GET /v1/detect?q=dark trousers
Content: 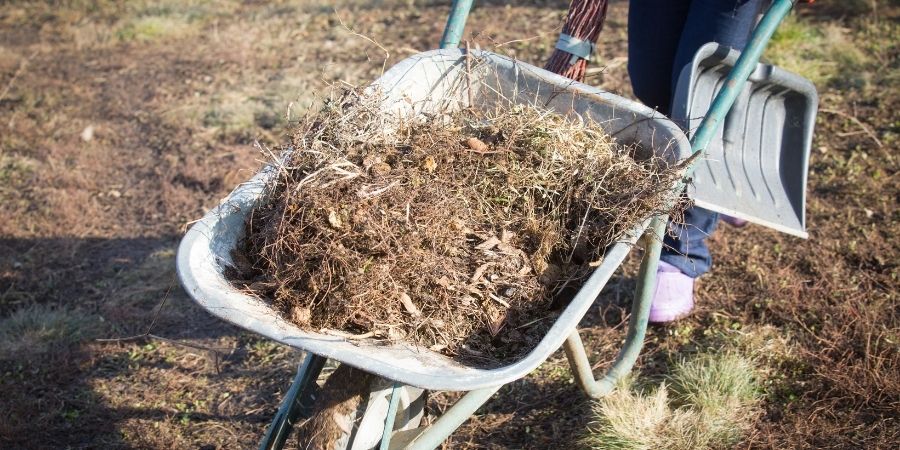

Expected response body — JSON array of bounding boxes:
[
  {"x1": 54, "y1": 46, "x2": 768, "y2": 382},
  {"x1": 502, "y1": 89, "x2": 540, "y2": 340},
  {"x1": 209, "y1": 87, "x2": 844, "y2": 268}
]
[{"x1": 627, "y1": 0, "x2": 762, "y2": 278}]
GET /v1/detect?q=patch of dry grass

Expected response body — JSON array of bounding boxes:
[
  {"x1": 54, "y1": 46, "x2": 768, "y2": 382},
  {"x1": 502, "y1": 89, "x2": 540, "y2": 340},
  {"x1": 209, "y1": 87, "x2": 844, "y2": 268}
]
[
  {"x1": 583, "y1": 352, "x2": 760, "y2": 450},
  {"x1": 0, "y1": 304, "x2": 101, "y2": 358}
]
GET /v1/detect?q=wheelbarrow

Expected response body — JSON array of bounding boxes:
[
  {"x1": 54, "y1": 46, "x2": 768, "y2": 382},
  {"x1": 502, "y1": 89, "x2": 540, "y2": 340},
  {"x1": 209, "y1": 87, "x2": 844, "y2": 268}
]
[{"x1": 175, "y1": 0, "x2": 816, "y2": 448}]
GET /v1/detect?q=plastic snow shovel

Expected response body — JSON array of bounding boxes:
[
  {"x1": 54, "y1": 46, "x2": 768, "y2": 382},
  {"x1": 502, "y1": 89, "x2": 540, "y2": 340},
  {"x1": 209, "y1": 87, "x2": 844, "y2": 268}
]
[{"x1": 672, "y1": 42, "x2": 818, "y2": 238}]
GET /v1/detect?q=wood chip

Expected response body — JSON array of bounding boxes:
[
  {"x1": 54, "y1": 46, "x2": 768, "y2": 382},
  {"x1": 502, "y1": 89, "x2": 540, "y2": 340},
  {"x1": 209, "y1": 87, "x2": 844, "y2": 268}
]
[
  {"x1": 321, "y1": 329, "x2": 375, "y2": 340},
  {"x1": 387, "y1": 327, "x2": 405, "y2": 340},
  {"x1": 436, "y1": 276, "x2": 453, "y2": 289},
  {"x1": 496, "y1": 241, "x2": 518, "y2": 255},
  {"x1": 371, "y1": 162, "x2": 391, "y2": 176},
  {"x1": 465, "y1": 137, "x2": 489, "y2": 153},
  {"x1": 476, "y1": 236, "x2": 500, "y2": 251},
  {"x1": 399, "y1": 292, "x2": 421, "y2": 316},
  {"x1": 327, "y1": 209, "x2": 343, "y2": 229},
  {"x1": 470, "y1": 262, "x2": 494, "y2": 283},
  {"x1": 488, "y1": 293, "x2": 511, "y2": 308}
]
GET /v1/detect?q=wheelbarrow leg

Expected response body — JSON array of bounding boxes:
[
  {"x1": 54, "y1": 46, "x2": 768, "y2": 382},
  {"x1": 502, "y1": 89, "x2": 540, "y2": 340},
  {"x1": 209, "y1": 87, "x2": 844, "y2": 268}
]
[
  {"x1": 260, "y1": 353, "x2": 327, "y2": 450},
  {"x1": 563, "y1": 216, "x2": 666, "y2": 399},
  {"x1": 398, "y1": 385, "x2": 501, "y2": 450}
]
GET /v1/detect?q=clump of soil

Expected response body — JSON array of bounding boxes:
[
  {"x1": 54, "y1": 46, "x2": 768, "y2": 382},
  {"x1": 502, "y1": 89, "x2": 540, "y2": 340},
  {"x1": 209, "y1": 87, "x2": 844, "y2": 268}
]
[{"x1": 230, "y1": 90, "x2": 681, "y2": 366}]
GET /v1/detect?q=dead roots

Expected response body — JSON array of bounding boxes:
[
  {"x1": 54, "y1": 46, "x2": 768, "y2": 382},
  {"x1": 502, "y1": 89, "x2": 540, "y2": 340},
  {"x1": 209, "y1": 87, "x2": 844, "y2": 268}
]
[{"x1": 231, "y1": 90, "x2": 680, "y2": 366}]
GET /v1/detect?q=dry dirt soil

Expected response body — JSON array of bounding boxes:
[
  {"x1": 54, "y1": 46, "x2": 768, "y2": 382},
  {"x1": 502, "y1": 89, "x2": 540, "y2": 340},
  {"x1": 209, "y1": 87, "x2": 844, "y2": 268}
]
[{"x1": 0, "y1": 0, "x2": 897, "y2": 448}]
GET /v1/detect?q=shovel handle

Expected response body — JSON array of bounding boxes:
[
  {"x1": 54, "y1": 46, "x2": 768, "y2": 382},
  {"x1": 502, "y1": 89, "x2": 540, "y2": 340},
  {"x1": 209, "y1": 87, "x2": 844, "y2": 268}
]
[{"x1": 440, "y1": 0, "x2": 475, "y2": 49}]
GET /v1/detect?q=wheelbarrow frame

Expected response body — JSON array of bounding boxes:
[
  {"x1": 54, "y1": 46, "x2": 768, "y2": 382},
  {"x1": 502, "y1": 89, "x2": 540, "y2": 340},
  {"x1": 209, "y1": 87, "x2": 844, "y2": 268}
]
[{"x1": 192, "y1": 0, "x2": 803, "y2": 448}]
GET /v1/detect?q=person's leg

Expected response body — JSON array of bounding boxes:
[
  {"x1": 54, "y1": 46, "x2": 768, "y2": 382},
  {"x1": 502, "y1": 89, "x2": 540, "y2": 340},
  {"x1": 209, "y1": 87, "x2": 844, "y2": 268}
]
[
  {"x1": 627, "y1": 0, "x2": 691, "y2": 116},
  {"x1": 661, "y1": 207, "x2": 719, "y2": 277},
  {"x1": 671, "y1": 0, "x2": 764, "y2": 95},
  {"x1": 659, "y1": 0, "x2": 763, "y2": 278}
]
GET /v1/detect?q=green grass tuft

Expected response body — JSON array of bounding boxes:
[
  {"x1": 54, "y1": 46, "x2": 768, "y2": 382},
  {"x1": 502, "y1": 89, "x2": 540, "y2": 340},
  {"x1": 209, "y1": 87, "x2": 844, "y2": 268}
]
[
  {"x1": 766, "y1": 14, "x2": 870, "y2": 89},
  {"x1": 116, "y1": 15, "x2": 196, "y2": 42},
  {"x1": 666, "y1": 352, "x2": 760, "y2": 448}
]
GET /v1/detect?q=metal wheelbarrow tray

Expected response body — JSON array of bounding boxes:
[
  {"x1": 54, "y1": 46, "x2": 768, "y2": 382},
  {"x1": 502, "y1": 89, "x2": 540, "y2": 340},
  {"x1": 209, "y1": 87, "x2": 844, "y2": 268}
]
[{"x1": 176, "y1": 48, "x2": 691, "y2": 391}]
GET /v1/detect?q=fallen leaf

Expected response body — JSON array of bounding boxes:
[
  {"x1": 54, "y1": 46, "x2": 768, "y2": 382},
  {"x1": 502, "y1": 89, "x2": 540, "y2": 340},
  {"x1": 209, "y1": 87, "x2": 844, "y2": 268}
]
[
  {"x1": 485, "y1": 310, "x2": 507, "y2": 337},
  {"x1": 423, "y1": 155, "x2": 437, "y2": 173},
  {"x1": 290, "y1": 306, "x2": 312, "y2": 325},
  {"x1": 470, "y1": 262, "x2": 494, "y2": 283},
  {"x1": 465, "y1": 137, "x2": 489, "y2": 153},
  {"x1": 327, "y1": 209, "x2": 343, "y2": 229}
]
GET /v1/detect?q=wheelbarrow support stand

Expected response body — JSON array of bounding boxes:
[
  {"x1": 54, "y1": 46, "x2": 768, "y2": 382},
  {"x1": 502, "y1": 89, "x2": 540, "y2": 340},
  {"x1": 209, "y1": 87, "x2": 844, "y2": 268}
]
[{"x1": 564, "y1": 216, "x2": 666, "y2": 398}]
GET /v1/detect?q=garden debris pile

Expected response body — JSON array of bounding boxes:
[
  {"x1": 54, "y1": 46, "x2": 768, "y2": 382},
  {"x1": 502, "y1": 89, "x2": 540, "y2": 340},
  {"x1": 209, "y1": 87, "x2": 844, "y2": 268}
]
[{"x1": 230, "y1": 91, "x2": 682, "y2": 366}]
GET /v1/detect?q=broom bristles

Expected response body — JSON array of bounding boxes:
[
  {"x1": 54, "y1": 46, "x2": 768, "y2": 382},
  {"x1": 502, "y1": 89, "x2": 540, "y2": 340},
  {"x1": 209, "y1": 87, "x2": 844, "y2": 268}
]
[{"x1": 545, "y1": 0, "x2": 609, "y2": 82}]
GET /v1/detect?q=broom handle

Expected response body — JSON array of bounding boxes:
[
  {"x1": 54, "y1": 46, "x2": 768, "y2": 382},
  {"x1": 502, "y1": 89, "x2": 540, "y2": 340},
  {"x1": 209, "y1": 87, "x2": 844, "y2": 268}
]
[{"x1": 686, "y1": 0, "x2": 798, "y2": 173}]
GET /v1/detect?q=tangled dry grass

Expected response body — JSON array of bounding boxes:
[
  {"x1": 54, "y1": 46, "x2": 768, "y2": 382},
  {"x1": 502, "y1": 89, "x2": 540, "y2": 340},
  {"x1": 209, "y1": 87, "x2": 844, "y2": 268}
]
[
  {"x1": 583, "y1": 353, "x2": 761, "y2": 450},
  {"x1": 230, "y1": 89, "x2": 682, "y2": 366}
]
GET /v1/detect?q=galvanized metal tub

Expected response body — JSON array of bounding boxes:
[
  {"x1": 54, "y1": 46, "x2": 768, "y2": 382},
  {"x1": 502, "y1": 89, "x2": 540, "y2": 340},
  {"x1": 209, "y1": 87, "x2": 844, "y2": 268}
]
[{"x1": 176, "y1": 49, "x2": 691, "y2": 391}]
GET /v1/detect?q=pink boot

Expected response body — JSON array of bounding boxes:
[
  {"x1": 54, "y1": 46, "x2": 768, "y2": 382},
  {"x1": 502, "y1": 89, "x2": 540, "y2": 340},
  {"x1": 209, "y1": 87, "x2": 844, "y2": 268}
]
[
  {"x1": 721, "y1": 215, "x2": 748, "y2": 227},
  {"x1": 649, "y1": 261, "x2": 695, "y2": 323}
]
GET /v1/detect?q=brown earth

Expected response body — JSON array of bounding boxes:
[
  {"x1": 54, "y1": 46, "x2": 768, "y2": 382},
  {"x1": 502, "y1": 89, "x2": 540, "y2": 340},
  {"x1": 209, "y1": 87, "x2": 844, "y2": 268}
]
[{"x1": 0, "y1": 0, "x2": 896, "y2": 449}]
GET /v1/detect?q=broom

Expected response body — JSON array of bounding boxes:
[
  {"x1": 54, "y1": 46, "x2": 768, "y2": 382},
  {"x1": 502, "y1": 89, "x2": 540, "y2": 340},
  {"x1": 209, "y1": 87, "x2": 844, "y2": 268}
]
[{"x1": 545, "y1": 0, "x2": 609, "y2": 82}]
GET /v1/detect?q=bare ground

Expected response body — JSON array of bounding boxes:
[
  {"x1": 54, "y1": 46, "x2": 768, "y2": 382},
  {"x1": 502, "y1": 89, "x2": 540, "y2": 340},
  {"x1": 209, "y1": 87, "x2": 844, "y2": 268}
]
[{"x1": 0, "y1": 1, "x2": 897, "y2": 448}]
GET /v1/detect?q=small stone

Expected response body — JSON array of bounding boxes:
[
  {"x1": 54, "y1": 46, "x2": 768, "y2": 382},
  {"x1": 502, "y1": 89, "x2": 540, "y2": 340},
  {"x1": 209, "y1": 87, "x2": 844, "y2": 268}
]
[{"x1": 81, "y1": 125, "x2": 94, "y2": 142}]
